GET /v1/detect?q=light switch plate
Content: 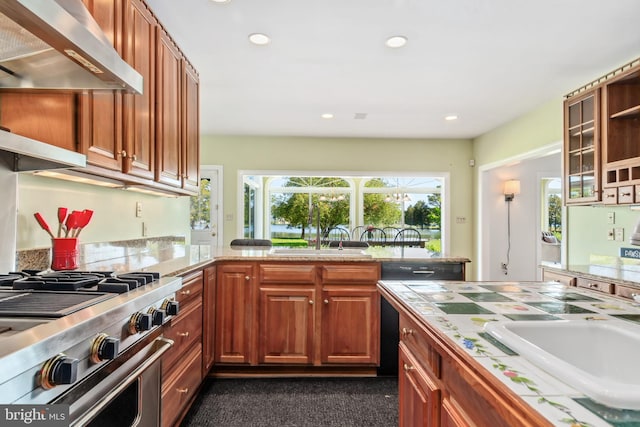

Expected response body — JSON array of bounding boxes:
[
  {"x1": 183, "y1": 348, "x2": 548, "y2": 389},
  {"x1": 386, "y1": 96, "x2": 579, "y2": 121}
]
[
  {"x1": 135, "y1": 201, "x2": 142, "y2": 218},
  {"x1": 615, "y1": 228, "x2": 624, "y2": 241},
  {"x1": 607, "y1": 212, "x2": 615, "y2": 224}
]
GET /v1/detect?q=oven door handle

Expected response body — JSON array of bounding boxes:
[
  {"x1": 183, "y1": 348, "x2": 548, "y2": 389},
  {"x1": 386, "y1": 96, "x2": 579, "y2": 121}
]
[
  {"x1": 71, "y1": 337, "x2": 174, "y2": 427},
  {"x1": 412, "y1": 270, "x2": 435, "y2": 274}
]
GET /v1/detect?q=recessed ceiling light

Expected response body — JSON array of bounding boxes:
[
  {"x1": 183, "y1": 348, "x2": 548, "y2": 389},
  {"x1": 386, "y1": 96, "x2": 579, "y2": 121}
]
[
  {"x1": 210, "y1": 0, "x2": 231, "y2": 3},
  {"x1": 248, "y1": 33, "x2": 270, "y2": 45},
  {"x1": 321, "y1": 113, "x2": 334, "y2": 119},
  {"x1": 385, "y1": 35, "x2": 407, "y2": 48},
  {"x1": 445, "y1": 115, "x2": 458, "y2": 121}
]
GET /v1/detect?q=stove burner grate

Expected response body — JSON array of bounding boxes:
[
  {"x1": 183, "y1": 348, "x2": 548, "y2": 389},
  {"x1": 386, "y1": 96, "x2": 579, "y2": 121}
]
[{"x1": 0, "y1": 290, "x2": 114, "y2": 317}]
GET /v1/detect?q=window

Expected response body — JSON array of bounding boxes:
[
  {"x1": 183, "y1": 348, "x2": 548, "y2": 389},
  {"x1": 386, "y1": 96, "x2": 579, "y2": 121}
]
[{"x1": 241, "y1": 173, "x2": 446, "y2": 252}]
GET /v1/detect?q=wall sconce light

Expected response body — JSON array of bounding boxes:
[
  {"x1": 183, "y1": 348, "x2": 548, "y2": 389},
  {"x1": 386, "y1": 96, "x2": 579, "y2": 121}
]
[{"x1": 504, "y1": 180, "x2": 520, "y2": 202}]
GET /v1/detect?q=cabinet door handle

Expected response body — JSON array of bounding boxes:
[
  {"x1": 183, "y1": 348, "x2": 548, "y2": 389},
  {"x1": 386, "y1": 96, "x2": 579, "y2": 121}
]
[
  {"x1": 323, "y1": 299, "x2": 329, "y2": 304},
  {"x1": 176, "y1": 387, "x2": 189, "y2": 394},
  {"x1": 403, "y1": 363, "x2": 415, "y2": 372},
  {"x1": 177, "y1": 331, "x2": 189, "y2": 337},
  {"x1": 180, "y1": 289, "x2": 191, "y2": 295},
  {"x1": 118, "y1": 150, "x2": 127, "y2": 159},
  {"x1": 401, "y1": 327, "x2": 414, "y2": 337},
  {"x1": 309, "y1": 300, "x2": 314, "y2": 305},
  {"x1": 622, "y1": 192, "x2": 631, "y2": 197},
  {"x1": 245, "y1": 276, "x2": 250, "y2": 281},
  {"x1": 131, "y1": 154, "x2": 137, "y2": 161}
]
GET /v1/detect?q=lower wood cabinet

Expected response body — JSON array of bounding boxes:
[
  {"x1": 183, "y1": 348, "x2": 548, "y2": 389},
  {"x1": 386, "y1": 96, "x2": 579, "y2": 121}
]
[
  {"x1": 215, "y1": 263, "x2": 255, "y2": 364},
  {"x1": 215, "y1": 261, "x2": 380, "y2": 369},
  {"x1": 161, "y1": 343, "x2": 202, "y2": 427},
  {"x1": 398, "y1": 342, "x2": 440, "y2": 427},
  {"x1": 161, "y1": 270, "x2": 204, "y2": 427},
  {"x1": 385, "y1": 294, "x2": 552, "y2": 427}
]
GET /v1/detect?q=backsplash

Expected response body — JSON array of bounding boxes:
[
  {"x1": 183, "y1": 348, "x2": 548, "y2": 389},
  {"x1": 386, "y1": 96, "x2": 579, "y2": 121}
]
[{"x1": 15, "y1": 235, "x2": 186, "y2": 271}]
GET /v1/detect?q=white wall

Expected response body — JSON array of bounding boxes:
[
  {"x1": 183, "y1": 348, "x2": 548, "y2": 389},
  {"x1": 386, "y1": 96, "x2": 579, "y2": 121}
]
[{"x1": 480, "y1": 150, "x2": 561, "y2": 281}]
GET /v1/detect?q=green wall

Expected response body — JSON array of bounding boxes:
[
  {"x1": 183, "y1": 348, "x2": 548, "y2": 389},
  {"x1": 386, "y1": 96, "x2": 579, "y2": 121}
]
[
  {"x1": 471, "y1": 96, "x2": 640, "y2": 267},
  {"x1": 200, "y1": 135, "x2": 474, "y2": 261}
]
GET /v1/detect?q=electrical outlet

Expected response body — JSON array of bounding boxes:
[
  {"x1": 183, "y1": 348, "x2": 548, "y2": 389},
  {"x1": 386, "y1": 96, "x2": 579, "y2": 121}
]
[
  {"x1": 615, "y1": 228, "x2": 624, "y2": 241},
  {"x1": 135, "y1": 201, "x2": 142, "y2": 218},
  {"x1": 142, "y1": 222, "x2": 148, "y2": 237},
  {"x1": 607, "y1": 212, "x2": 615, "y2": 224},
  {"x1": 607, "y1": 229, "x2": 615, "y2": 240}
]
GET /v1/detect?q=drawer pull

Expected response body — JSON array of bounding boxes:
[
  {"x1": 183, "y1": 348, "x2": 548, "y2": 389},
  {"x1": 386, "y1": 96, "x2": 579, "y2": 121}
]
[
  {"x1": 323, "y1": 299, "x2": 329, "y2": 304},
  {"x1": 309, "y1": 300, "x2": 314, "y2": 305},
  {"x1": 403, "y1": 363, "x2": 415, "y2": 372},
  {"x1": 245, "y1": 276, "x2": 250, "y2": 281},
  {"x1": 180, "y1": 289, "x2": 191, "y2": 296},
  {"x1": 176, "y1": 387, "x2": 189, "y2": 394},
  {"x1": 177, "y1": 332, "x2": 189, "y2": 337},
  {"x1": 401, "y1": 327, "x2": 414, "y2": 337}
]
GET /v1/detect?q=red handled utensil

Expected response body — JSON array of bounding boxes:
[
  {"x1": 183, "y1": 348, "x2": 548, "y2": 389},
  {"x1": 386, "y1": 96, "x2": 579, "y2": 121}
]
[
  {"x1": 73, "y1": 209, "x2": 94, "y2": 237},
  {"x1": 34, "y1": 213, "x2": 55, "y2": 239},
  {"x1": 64, "y1": 211, "x2": 80, "y2": 237},
  {"x1": 57, "y1": 207, "x2": 68, "y2": 238}
]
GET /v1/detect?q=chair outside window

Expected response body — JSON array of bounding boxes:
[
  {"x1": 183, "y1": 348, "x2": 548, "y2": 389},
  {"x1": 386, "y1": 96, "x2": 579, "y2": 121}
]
[
  {"x1": 393, "y1": 228, "x2": 423, "y2": 247},
  {"x1": 359, "y1": 227, "x2": 387, "y2": 246},
  {"x1": 324, "y1": 227, "x2": 350, "y2": 242},
  {"x1": 327, "y1": 240, "x2": 369, "y2": 248},
  {"x1": 382, "y1": 227, "x2": 401, "y2": 241},
  {"x1": 351, "y1": 226, "x2": 366, "y2": 241}
]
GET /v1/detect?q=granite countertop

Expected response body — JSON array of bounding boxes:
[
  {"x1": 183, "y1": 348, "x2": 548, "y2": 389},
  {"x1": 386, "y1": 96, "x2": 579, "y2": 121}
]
[
  {"x1": 73, "y1": 244, "x2": 469, "y2": 278},
  {"x1": 378, "y1": 280, "x2": 640, "y2": 427}
]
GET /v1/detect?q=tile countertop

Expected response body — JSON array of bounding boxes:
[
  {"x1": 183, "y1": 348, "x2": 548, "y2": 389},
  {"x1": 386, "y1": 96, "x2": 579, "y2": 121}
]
[{"x1": 378, "y1": 280, "x2": 640, "y2": 427}]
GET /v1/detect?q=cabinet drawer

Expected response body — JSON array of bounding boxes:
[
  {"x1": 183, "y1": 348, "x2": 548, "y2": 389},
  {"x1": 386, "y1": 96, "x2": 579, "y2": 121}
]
[
  {"x1": 399, "y1": 314, "x2": 440, "y2": 377},
  {"x1": 542, "y1": 270, "x2": 576, "y2": 287},
  {"x1": 615, "y1": 284, "x2": 639, "y2": 300},
  {"x1": 602, "y1": 187, "x2": 618, "y2": 205},
  {"x1": 163, "y1": 300, "x2": 203, "y2": 375},
  {"x1": 177, "y1": 271, "x2": 204, "y2": 308},
  {"x1": 321, "y1": 264, "x2": 380, "y2": 284},
  {"x1": 576, "y1": 277, "x2": 614, "y2": 294},
  {"x1": 162, "y1": 343, "x2": 202, "y2": 427},
  {"x1": 259, "y1": 264, "x2": 316, "y2": 284},
  {"x1": 619, "y1": 186, "x2": 635, "y2": 204}
]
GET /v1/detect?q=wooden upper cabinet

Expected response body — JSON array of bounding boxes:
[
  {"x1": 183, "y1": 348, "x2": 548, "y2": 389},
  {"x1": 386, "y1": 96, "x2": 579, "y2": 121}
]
[
  {"x1": 79, "y1": 0, "x2": 124, "y2": 171},
  {"x1": 123, "y1": 0, "x2": 155, "y2": 180},
  {"x1": 155, "y1": 28, "x2": 182, "y2": 188},
  {"x1": 182, "y1": 61, "x2": 200, "y2": 194},
  {"x1": 564, "y1": 88, "x2": 601, "y2": 205},
  {"x1": 0, "y1": 92, "x2": 76, "y2": 151}
]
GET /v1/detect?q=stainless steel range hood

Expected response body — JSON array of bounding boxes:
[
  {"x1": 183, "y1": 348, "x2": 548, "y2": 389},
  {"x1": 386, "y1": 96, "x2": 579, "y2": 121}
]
[
  {"x1": 0, "y1": 0, "x2": 142, "y2": 94},
  {"x1": 0, "y1": 128, "x2": 86, "y2": 172}
]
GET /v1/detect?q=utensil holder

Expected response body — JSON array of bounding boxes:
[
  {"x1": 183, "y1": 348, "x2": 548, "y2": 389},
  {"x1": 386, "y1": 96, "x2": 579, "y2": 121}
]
[{"x1": 51, "y1": 238, "x2": 79, "y2": 271}]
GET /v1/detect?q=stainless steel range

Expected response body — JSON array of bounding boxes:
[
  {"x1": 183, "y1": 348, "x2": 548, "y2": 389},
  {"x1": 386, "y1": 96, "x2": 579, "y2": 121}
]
[{"x1": 0, "y1": 271, "x2": 182, "y2": 426}]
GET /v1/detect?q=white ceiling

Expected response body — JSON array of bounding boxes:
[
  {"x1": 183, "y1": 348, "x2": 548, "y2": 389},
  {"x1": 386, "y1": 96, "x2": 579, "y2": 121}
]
[{"x1": 146, "y1": 0, "x2": 640, "y2": 139}]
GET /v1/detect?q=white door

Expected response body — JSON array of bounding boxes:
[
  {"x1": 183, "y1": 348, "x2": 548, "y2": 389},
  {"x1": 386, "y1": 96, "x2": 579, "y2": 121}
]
[{"x1": 190, "y1": 166, "x2": 223, "y2": 246}]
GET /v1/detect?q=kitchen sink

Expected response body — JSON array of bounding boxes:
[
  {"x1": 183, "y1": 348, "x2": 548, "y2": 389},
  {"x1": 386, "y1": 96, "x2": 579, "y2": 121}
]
[
  {"x1": 484, "y1": 319, "x2": 640, "y2": 409},
  {"x1": 268, "y1": 248, "x2": 371, "y2": 258}
]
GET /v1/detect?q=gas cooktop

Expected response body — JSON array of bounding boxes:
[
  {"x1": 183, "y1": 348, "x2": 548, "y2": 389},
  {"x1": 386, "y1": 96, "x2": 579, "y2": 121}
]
[{"x1": 0, "y1": 271, "x2": 160, "y2": 293}]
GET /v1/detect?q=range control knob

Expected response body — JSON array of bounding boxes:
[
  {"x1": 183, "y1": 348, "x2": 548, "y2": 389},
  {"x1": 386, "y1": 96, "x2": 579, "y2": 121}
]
[
  {"x1": 148, "y1": 307, "x2": 167, "y2": 326},
  {"x1": 90, "y1": 333, "x2": 120, "y2": 363},
  {"x1": 40, "y1": 354, "x2": 78, "y2": 389},
  {"x1": 161, "y1": 299, "x2": 180, "y2": 316},
  {"x1": 128, "y1": 312, "x2": 153, "y2": 334}
]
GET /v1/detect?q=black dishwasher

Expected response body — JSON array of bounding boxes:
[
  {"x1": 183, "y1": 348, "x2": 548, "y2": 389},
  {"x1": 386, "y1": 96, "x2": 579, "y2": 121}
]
[{"x1": 378, "y1": 261, "x2": 466, "y2": 376}]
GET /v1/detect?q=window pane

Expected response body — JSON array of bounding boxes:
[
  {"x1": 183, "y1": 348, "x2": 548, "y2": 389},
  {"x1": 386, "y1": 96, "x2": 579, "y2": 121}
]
[{"x1": 190, "y1": 178, "x2": 211, "y2": 230}]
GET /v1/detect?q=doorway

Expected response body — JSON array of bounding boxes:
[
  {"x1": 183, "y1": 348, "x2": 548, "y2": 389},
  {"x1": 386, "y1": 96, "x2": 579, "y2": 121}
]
[{"x1": 190, "y1": 165, "x2": 223, "y2": 246}]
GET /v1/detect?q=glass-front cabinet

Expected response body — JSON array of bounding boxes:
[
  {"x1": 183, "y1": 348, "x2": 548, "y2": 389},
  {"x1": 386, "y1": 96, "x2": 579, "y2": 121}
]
[{"x1": 564, "y1": 88, "x2": 600, "y2": 204}]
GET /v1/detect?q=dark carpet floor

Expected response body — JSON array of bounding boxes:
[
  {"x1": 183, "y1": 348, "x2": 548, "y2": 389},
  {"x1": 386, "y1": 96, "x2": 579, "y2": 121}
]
[{"x1": 180, "y1": 377, "x2": 398, "y2": 427}]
